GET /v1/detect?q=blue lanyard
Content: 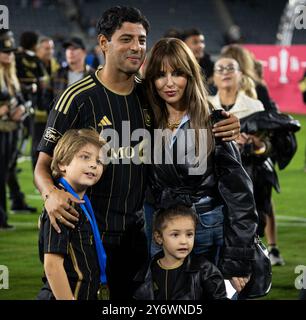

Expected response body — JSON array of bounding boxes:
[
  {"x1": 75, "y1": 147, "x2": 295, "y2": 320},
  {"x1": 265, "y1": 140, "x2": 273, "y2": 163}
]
[{"x1": 58, "y1": 177, "x2": 107, "y2": 284}]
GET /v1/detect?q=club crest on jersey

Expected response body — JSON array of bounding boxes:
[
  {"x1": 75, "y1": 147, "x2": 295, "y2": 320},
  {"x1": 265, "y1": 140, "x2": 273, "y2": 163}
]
[{"x1": 143, "y1": 109, "x2": 152, "y2": 127}]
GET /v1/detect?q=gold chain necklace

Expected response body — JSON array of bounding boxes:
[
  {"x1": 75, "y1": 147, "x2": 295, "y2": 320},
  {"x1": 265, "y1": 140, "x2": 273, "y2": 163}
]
[{"x1": 166, "y1": 119, "x2": 182, "y2": 130}]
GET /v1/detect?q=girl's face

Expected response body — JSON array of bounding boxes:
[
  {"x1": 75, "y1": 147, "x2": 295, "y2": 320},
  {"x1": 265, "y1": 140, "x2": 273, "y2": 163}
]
[
  {"x1": 59, "y1": 143, "x2": 104, "y2": 196},
  {"x1": 213, "y1": 57, "x2": 241, "y2": 91},
  {"x1": 0, "y1": 51, "x2": 13, "y2": 65},
  {"x1": 154, "y1": 59, "x2": 188, "y2": 110},
  {"x1": 155, "y1": 215, "x2": 195, "y2": 265}
]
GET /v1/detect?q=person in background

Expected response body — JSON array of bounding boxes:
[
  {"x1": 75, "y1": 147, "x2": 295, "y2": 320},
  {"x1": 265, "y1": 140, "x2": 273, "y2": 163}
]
[
  {"x1": 15, "y1": 31, "x2": 45, "y2": 171},
  {"x1": 52, "y1": 37, "x2": 94, "y2": 99},
  {"x1": 220, "y1": 44, "x2": 286, "y2": 266},
  {"x1": 0, "y1": 29, "x2": 29, "y2": 228},
  {"x1": 182, "y1": 28, "x2": 214, "y2": 82},
  {"x1": 36, "y1": 36, "x2": 60, "y2": 111}
]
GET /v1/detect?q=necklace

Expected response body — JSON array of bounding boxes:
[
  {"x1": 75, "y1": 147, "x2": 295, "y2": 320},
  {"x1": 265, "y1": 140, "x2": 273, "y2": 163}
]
[
  {"x1": 166, "y1": 119, "x2": 182, "y2": 130},
  {"x1": 157, "y1": 259, "x2": 184, "y2": 270}
]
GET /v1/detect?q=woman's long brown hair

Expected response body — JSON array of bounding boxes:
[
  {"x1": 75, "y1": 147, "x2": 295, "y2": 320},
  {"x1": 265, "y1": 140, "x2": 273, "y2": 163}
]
[{"x1": 144, "y1": 38, "x2": 214, "y2": 155}]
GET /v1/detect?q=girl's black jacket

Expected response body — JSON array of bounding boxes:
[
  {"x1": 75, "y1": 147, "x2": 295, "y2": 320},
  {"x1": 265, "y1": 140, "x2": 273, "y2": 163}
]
[{"x1": 133, "y1": 252, "x2": 227, "y2": 300}]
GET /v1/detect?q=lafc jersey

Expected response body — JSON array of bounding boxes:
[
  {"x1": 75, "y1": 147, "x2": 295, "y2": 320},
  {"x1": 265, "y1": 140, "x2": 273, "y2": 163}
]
[
  {"x1": 39, "y1": 202, "x2": 100, "y2": 300},
  {"x1": 38, "y1": 70, "x2": 153, "y2": 234}
]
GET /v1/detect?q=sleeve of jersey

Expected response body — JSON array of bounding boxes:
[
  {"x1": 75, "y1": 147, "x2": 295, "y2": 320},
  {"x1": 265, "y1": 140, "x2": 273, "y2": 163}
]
[
  {"x1": 37, "y1": 92, "x2": 80, "y2": 156},
  {"x1": 42, "y1": 214, "x2": 70, "y2": 256}
]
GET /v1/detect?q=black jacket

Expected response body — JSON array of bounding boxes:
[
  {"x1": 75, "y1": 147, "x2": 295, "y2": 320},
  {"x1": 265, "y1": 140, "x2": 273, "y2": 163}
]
[
  {"x1": 240, "y1": 110, "x2": 300, "y2": 171},
  {"x1": 133, "y1": 252, "x2": 227, "y2": 300},
  {"x1": 149, "y1": 119, "x2": 258, "y2": 278}
]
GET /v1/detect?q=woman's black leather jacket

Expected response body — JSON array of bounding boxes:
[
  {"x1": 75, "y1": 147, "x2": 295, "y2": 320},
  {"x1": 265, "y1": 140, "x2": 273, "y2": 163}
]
[{"x1": 149, "y1": 120, "x2": 258, "y2": 278}]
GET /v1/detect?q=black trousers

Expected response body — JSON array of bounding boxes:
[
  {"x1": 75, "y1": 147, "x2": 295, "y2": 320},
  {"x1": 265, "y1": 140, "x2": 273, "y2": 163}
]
[
  {"x1": 0, "y1": 131, "x2": 15, "y2": 226},
  {"x1": 6, "y1": 128, "x2": 25, "y2": 203},
  {"x1": 103, "y1": 219, "x2": 148, "y2": 300}
]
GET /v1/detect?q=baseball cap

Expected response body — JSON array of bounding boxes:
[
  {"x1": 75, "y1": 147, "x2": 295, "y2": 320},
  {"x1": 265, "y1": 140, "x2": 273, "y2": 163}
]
[
  {"x1": 63, "y1": 37, "x2": 86, "y2": 50},
  {"x1": 0, "y1": 29, "x2": 17, "y2": 52}
]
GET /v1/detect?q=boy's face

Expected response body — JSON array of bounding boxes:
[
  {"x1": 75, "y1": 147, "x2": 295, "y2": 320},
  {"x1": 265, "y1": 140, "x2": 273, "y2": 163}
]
[
  {"x1": 99, "y1": 22, "x2": 147, "y2": 75},
  {"x1": 155, "y1": 215, "x2": 195, "y2": 264},
  {"x1": 59, "y1": 143, "x2": 104, "y2": 194}
]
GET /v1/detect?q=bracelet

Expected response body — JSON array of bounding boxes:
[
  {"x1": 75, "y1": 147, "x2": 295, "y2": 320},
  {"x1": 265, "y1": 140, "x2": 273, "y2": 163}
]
[
  {"x1": 43, "y1": 186, "x2": 58, "y2": 202},
  {"x1": 254, "y1": 143, "x2": 266, "y2": 155}
]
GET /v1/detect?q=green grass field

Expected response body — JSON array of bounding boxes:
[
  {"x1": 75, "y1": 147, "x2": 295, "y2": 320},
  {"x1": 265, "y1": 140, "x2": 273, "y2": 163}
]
[{"x1": 0, "y1": 115, "x2": 306, "y2": 300}]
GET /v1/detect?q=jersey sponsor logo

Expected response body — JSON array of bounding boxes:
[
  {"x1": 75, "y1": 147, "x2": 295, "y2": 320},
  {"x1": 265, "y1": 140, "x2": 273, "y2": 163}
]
[
  {"x1": 43, "y1": 127, "x2": 62, "y2": 143},
  {"x1": 98, "y1": 116, "x2": 112, "y2": 128}
]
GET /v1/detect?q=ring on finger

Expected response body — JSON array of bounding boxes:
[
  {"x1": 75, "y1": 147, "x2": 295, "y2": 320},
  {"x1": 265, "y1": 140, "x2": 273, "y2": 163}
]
[
  {"x1": 232, "y1": 130, "x2": 235, "y2": 136},
  {"x1": 58, "y1": 215, "x2": 63, "y2": 222}
]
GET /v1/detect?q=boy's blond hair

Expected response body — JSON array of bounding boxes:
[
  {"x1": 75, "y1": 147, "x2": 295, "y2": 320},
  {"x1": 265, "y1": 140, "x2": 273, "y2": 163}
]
[{"x1": 51, "y1": 129, "x2": 107, "y2": 179}]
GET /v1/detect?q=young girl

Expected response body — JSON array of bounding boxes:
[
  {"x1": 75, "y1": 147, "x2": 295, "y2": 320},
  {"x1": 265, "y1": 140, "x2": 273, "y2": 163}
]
[
  {"x1": 37, "y1": 129, "x2": 107, "y2": 300},
  {"x1": 134, "y1": 205, "x2": 227, "y2": 300}
]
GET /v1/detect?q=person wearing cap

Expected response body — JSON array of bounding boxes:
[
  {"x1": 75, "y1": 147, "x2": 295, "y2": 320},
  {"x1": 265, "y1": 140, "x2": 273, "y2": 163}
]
[
  {"x1": 52, "y1": 37, "x2": 94, "y2": 99},
  {"x1": 0, "y1": 29, "x2": 29, "y2": 229},
  {"x1": 15, "y1": 31, "x2": 46, "y2": 172}
]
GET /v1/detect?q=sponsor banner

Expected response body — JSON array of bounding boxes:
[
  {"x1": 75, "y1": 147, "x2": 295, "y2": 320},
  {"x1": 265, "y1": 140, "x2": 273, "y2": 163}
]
[{"x1": 244, "y1": 45, "x2": 306, "y2": 115}]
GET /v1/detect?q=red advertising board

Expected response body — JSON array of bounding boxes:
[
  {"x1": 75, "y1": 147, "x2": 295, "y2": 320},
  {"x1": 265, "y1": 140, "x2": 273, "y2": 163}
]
[{"x1": 244, "y1": 45, "x2": 306, "y2": 115}]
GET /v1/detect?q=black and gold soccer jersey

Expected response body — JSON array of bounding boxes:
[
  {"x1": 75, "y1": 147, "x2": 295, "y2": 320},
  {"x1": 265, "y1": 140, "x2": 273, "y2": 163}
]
[
  {"x1": 38, "y1": 70, "x2": 152, "y2": 234},
  {"x1": 39, "y1": 204, "x2": 100, "y2": 300}
]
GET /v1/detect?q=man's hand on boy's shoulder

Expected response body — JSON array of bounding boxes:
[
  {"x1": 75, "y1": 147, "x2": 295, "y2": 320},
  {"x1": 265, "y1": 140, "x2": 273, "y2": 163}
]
[{"x1": 44, "y1": 188, "x2": 83, "y2": 233}]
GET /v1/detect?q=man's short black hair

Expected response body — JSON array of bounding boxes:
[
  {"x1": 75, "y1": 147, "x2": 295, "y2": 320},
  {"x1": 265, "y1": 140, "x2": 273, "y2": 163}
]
[
  {"x1": 96, "y1": 6, "x2": 150, "y2": 40},
  {"x1": 163, "y1": 27, "x2": 183, "y2": 40},
  {"x1": 20, "y1": 31, "x2": 39, "y2": 50},
  {"x1": 182, "y1": 28, "x2": 204, "y2": 41}
]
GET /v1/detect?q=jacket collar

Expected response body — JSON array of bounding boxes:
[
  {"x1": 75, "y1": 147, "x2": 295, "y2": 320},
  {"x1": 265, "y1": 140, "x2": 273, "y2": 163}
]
[
  {"x1": 209, "y1": 91, "x2": 264, "y2": 119},
  {"x1": 134, "y1": 251, "x2": 201, "y2": 284}
]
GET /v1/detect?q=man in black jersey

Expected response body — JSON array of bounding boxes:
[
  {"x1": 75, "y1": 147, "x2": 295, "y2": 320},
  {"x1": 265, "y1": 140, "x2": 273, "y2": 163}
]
[{"x1": 34, "y1": 6, "x2": 240, "y2": 300}]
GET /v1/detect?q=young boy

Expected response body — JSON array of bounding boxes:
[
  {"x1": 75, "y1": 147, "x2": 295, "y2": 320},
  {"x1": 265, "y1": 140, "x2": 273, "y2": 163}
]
[
  {"x1": 134, "y1": 205, "x2": 227, "y2": 300},
  {"x1": 37, "y1": 129, "x2": 107, "y2": 300}
]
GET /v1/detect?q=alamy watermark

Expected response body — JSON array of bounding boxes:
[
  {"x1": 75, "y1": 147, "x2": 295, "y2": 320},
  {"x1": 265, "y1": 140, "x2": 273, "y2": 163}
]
[
  {"x1": 0, "y1": 265, "x2": 9, "y2": 289},
  {"x1": 99, "y1": 123, "x2": 209, "y2": 175},
  {"x1": 294, "y1": 5, "x2": 306, "y2": 29},
  {"x1": 294, "y1": 265, "x2": 306, "y2": 289},
  {"x1": 0, "y1": 5, "x2": 9, "y2": 29}
]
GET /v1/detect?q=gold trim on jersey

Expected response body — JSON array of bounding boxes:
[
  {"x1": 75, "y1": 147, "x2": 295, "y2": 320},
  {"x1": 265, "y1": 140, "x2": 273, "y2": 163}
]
[
  {"x1": 54, "y1": 75, "x2": 94, "y2": 113},
  {"x1": 102, "y1": 87, "x2": 116, "y2": 231},
  {"x1": 63, "y1": 82, "x2": 96, "y2": 114},
  {"x1": 123, "y1": 96, "x2": 132, "y2": 231},
  {"x1": 78, "y1": 230, "x2": 92, "y2": 300},
  {"x1": 68, "y1": 243, "x2": 83, "y2": 300},
  {"x1": 95, "y1": 68, "x2": 134, "y2": 96},
  {"x1": 157, "y1": 259, "x2": 184, "y2": 270}
]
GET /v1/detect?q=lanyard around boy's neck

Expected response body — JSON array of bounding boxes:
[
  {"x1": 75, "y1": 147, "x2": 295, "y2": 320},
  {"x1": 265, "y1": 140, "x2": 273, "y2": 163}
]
[{"x1": 58, "y1": 177, "x2": 107, "y2": 285}]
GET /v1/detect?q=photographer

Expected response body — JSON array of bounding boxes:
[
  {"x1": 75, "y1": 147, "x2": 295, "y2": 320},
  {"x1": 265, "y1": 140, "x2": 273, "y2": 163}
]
[{"x1": 0, "y1": 30, "x2": 29, "y2": 229}]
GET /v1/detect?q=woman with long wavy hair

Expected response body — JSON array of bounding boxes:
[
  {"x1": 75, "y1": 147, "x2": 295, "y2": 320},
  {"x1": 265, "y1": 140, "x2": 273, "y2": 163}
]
[
  {"x1": 0, "y1": 30, "x2": 26, "y2": 229},
  {"x1": 142, "y1": 38, "x2": 258, "y2": 296}
]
